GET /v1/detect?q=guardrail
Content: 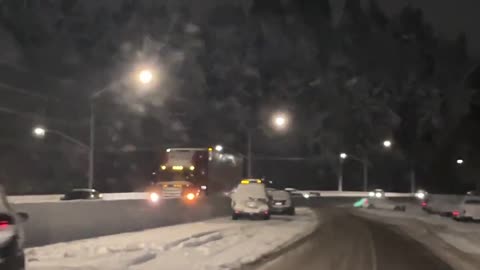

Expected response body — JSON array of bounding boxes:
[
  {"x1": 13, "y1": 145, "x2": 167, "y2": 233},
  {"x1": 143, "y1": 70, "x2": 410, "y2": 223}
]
[
  {"x1": 8, "y1": 192, "x2": 148, "y2": 204},
  {"x1": 8, "y1": 191, "x2": 413, "y2": 204}
]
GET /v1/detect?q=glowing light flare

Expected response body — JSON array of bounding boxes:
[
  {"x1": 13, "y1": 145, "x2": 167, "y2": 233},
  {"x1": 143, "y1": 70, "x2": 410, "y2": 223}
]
[
  {"x1": 383, "y1": 140, "x2": 392, "y2": 148},
  {"x1": 149, "y1": 192, "x2": 160, "y2": 202},
  {"x1": 138, "y1": 69, "x2": 153, "y2": 84},
  {"x1": 186, "y1": 193, "x2": 196, "y2": 201},
  {"x1": 33, "y1": 126, "x2": 46, "y2": 137}
]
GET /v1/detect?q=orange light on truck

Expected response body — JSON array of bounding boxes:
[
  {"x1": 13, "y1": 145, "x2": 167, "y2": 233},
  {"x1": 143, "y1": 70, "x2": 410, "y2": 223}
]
[
  {"x1": 189, "y1": 165, "x2": 195, "y2": 171},
  {"x1": 172, "y1": 166, "x2": 184, "y2": 171},
  {"x1": 160, "y1": 165, "x2": 166, "y2": 170},
  {"x1": 186, "y1": 193, "x2": 196, "y2": 200}
]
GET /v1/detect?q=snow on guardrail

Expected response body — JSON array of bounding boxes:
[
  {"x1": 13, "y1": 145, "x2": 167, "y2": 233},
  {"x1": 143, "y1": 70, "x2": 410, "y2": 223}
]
[
  {"x1": 5, "y1": 190, "x2": 417, "y2": 204},
  {"x1": 8, "y1": 192, "x2": 148, "y2": 204}
]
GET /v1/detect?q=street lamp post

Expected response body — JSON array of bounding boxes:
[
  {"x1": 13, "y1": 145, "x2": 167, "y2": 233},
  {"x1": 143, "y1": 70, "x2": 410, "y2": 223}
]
[
  {"x1": 338, "y1": 153, "x2": 347, "y2": 191},
  {"x1": 32, "y1": 127, "x2": 89, "y2": 150},
  {"x1": 87, "y1": 68, "x2": 154, "y2": 188},
  {"x1": 245, "y1": 112, "x2": 289, "y2": 178}
]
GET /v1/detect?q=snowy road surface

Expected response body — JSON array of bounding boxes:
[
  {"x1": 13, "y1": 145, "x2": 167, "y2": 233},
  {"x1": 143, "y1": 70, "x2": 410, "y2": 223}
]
[
  {"x1": 255, "y1": 208, "x2": 456, "y2": 270},
  {"x1": 356, "y1": 208, "x2": 480, "y2": 270},
  {"x1": 26, "y1": 208, "x2": 317, "y2": 270}
]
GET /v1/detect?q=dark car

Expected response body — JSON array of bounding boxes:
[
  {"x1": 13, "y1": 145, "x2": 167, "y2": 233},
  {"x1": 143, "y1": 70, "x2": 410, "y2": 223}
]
[
  {"x1": 0, "y1": 185, "x2": 29, "y2": 270},
  {"x1": 61, "y1": 189, "x2": 102, "y2": 201}
]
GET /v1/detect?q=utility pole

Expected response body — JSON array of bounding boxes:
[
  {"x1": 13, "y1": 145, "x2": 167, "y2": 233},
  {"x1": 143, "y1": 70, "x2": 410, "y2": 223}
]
[{"x1": 247, "y1": 129, "x2": 252, "y2": 177}]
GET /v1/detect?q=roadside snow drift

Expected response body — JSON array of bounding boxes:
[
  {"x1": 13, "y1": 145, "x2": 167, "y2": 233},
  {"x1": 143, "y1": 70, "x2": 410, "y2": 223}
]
[{"x1": 27, "y1": 208, "x2": 317, "y2": 270}]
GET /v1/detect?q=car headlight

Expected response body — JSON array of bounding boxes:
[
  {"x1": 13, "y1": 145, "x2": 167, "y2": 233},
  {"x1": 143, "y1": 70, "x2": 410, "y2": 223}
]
[
  {"x1": 415, "y1": 192, "x2": 425, "y2": 199},
  {"x1": 375, "y1": 192, "x2": 383, "y2": 198},
  {"x1": 303, "y1": 193, "x2": 310, "y2": 199},
  {"x1": 368, "y1": 192, "x2": 375, "y2": 197},
  {"x1": 149, "y1": 192, "x2": 160, "y2": 202}
]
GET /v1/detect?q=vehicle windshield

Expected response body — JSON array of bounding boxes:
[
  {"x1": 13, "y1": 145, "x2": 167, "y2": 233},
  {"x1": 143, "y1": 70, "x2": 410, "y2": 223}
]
[{"x1": 1, "y1": 1, "x2": 479, "y2": 269}]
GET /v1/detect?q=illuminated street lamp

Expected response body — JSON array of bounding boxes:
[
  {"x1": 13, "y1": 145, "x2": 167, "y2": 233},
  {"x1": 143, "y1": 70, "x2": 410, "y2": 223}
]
[
  {"x1": 272, "y1": 113, "x2": 289, "y2": 130},
  {"x1": 456, "y1": 159, "x2": 464, "y2": 165},
  {"x1": 33, "y1": 126, "x2": 46, "y2": 138},
  {"x1": 340, "y1": 153, "x2": 348, "y2": 159},
  {"x1": 138, "y1": 69, "x2": 153, "y2": 85},
  {"x1": 246, "y1": 112, "x2": 291, "y2": 177},
  {"x1": 32, "y1": 126, "x2": 89, "y2": 149},
  {"x1": 383, "y1": 140, "x2": 392, "y2": 148},
  {"x1": 88, "y1": 65, "x2": 157, "y2": 189}
]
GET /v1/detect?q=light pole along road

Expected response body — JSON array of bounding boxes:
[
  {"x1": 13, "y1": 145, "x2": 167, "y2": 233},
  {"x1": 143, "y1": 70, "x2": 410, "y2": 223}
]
[
  {"x1": 246, "y1": 112, "x2": 289, "y2": 178},
  {"x1": 33, "y1": 67, "x2": 156, "y2": 189},
  {"x1": 338, "y1": 139, "x2": 392, "y2": 192}
]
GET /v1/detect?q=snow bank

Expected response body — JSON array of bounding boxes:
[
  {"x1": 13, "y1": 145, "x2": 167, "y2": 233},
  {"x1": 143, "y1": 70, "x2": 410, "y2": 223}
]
[{"x1": 27, "y1": 208, "x2": 318, "y2": 270}]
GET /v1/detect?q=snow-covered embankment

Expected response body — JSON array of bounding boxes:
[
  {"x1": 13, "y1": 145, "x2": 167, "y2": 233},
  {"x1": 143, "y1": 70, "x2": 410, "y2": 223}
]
[{"x1": 27, "y1": 208, "x2": 318, "y2": 270}]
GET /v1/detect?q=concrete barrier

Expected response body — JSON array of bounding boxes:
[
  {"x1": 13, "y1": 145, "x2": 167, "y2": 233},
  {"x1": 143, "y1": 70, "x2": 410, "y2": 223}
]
[{"x1": 14, "y1": 196, "x2": 232, "y2": 248}]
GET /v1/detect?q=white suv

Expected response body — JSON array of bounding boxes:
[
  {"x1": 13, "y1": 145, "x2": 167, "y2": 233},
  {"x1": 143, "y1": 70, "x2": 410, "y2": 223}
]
[
  {"x1": 0, "y1": 185, "x2": 28, "y2": 270},
  {"x1": 231, "y1": 180, "x2": 270, "y2": 220}
]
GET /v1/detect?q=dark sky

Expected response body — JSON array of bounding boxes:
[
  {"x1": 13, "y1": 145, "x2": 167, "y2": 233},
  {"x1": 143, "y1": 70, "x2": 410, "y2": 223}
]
[
  {"x1": 330, "y1": 0, "x2": 480, "y2": 58},
  {"x1": 377, "y1": 0, "x2": 480, "y2": 58}
]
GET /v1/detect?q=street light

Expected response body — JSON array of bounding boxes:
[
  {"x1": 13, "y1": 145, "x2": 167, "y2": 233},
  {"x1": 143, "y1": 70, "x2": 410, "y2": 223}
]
[
  {"x1": 246, "y1": 112, "x2": 291, "y2": 177},
  {"x1": 33, "y1": 126, "x2": 46, "y2": 138},
  {"x1": 88, "y1": 65, "x2": 157, "y2": 189},
  {"x1": 272, "y1": 113, "x2": 289, "y2": 130},
  {"x1": 340, "y1": 153, "x2": 348, "y2": 159},
  {"x1": 456, "y1": 159, "x2": 464, "y2": 165},
  {"x1": 215, "y1": 145, "x2": 223, "y2": 152},
  {"x1": 32, "y1": 126, "x2": 89, "y2": 149},
  {"x1": 138, "y1": 69, "x2": 153, "y2": 85},
  {"x1": 383, "y1": 140, "x2": 392, "y2": 148}
]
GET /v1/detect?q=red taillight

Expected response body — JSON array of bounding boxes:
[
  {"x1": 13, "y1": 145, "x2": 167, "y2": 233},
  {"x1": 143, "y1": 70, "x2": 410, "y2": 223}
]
[
  {"x1": 452, "y1": 210, "x2": 460, "y2": 217},
  {"x1": 0, "y1": 220, "x2": 10, "y2": 229},
  {"x1": 421, "y1": 201, "x2": 427, "y2": 207}
]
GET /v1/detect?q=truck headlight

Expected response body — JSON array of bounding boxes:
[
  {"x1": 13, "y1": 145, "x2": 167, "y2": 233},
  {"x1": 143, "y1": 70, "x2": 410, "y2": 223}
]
[
  {"x1": 150, "y1": 192, "x2": 160, "y2": 202},
  {"x1": 368, "y1": 192, "x2": 375, "y2": 197}
]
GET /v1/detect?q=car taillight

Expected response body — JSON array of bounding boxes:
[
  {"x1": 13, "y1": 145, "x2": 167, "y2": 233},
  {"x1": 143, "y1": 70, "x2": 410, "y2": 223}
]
[
  {"x1": 0, "y1": 220, "x2": 10, "y2": 229},
  {"x1": 452, "y1": 210, "x2": 460, "y2": 217},
  {"x1": 421, "y1": 201, "x2": 427, "y2": 207}
]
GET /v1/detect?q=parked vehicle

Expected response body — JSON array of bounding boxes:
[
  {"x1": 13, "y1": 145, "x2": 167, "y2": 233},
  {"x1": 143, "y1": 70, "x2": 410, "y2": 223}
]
[
  {"x1": 269, "y1": 190, "x2": 295, "y2": 215},
  {"x1": 452, "y1": 194, "x2": 480, "y2": 221},
  {"x1": 231, "y1": 179, "x2": 270, "y2": 220},
  {"x1": 0, "y1": 185, "x2": 29, "y2": 270},
  {"x1": 61, "y1": 189, "x2": 102, "y2": 200}
]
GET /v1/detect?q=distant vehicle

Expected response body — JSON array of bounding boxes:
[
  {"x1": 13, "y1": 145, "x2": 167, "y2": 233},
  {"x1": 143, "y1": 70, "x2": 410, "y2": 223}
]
[
  {"x1": 0, "y1": 185, "x2": 29, "y2": 270},
  {"x1": 149, "y1": 147, "x2": 242, "y2": 199},
  {"x1": 61, "y1": 189, "x2": 102, "y2": 200},
  {"x1": 368, "y1": 189, "x2": 385, "y2": 199},
  {"x1": 231, "y1": 179, "x2": 270, "y2": 220},
  {"x1": 415, "y1": 189, "x2": 428, "y2": 200},
  {"x1": 147, "y1": 180, "x2": 201, "y2": 203},
  {"x1": 269, "y1": 190, "x2": 295, "y2": 215},
  {"x1": 452, "y1": 195, "x2": 480, "y2": 221},
  {"x1": 362, "y1": 190, "x2": 406, "y2": 211}
]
